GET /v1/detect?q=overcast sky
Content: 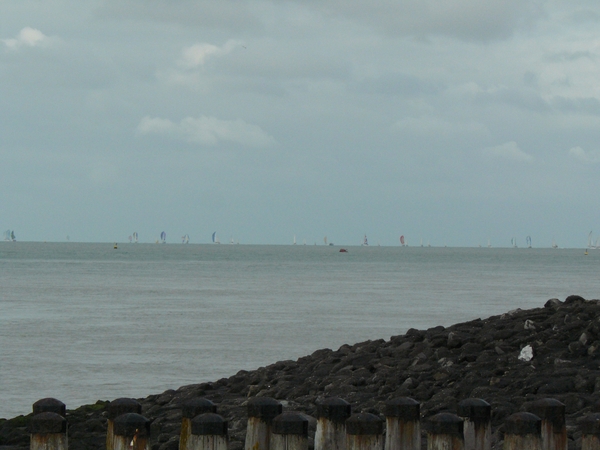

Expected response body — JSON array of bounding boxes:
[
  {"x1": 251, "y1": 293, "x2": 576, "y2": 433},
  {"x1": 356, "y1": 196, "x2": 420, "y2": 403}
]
[{"x1": 1, "y1": 0, "x2": 599, "y2": 247}]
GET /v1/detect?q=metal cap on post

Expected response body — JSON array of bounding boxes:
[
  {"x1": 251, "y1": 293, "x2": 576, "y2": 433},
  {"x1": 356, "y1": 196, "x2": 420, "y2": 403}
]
[
  {"x1": 427, "y1": 413, "x2": 464, "y2": 450},
  {"x1": 503, "y1": 412, "x2": 542, "y2": 450},
  {"x1": 580, "y1": 413, "x2": 600, "y2": 450},
  {"x1": 385, "y1": 398, "x2": 421, "y2": 450},
  {"x1": 346, "y1": 413, "x2": 385, "y2": 450},
  {"x1": 458, "y1": 399, "x2": 491, "y2": 450},
  {"x1": 113, "y1": 413, "x2": 151, "y2": 450},
  {"x1": 529, "y1": 399, "x2": 566, "y2": 450},
  {"x1": 315, "y1": 398, "x2": 351, "y2": 450},
  {"x1": 271, "y1": 412, "x2": 309, "y2": 450},
  {"x1": 180, "y1": 398, "x2": 217, "y2": 450},
  {"x1": 245, "y1": 397, "x2": 283, "y2": 450},
  {"x1": 188, "y1": 413, "x2": 228, "y2": 450},
  {"x1": 29, "y1": 412, "x2": 68, "y2": 450},
  {"x1": 32, "y1": 398, "x2": 66, "y2": 417},
  {"x1": 107, "y1": 398, "x2": 142, "y2": 450}
]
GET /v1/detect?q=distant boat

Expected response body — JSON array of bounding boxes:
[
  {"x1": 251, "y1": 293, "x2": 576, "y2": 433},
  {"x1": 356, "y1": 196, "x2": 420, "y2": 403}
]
[
  {"x1": 588, "y1": 231, "x2": 594, "y2": 249},
  {"x1": 293, "y1": 235, "x2": 296, "y2": 245},
  {"x1": 552, "y1": 238, "x2": 558, "y2": 249},
  {"x1": 160, "y1": 231, "x2": 166, "y2": 244},
  {"x1": 487, "y1": 238, "x2": 491, "y2": 248},
  {"x1": 526, "y1": 236, "x2": 532, "y2": 248},
  {"x1": 339, "y1": 248, "x2": 348, "y2": 253},
  {"x1": 362, "y1": 235, "x2": 368, "y2": 246},
  {"x1": 133, "y1": 231, "x2": 138, "y2": 243},
  {"x1": 212, "y1": 232, "x2": 220, "y2": 244},
  {"x1": 324, "y1": 236, "x2": 328, "y2": 245},
  {"x1": 182, "y1": 234, "x2": 190, "y2": 244},
  {"x1": 4, "y1": 230, "x2": 15, "y2": 242},
  {"x1": 230, "y1": 237, "x2": 234, "y2": 245},
  {"x1": 420, "y1": 238, "x2": 423, "y2": 247},
  {"x1": 400, "y1": 235, "x2": 405, "y2": 246},
  {"x1": 511, "y1": 237, "x2": 517, "y2": 248}
]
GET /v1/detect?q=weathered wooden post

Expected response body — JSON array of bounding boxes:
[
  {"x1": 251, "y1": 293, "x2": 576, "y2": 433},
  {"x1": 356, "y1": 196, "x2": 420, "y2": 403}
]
[
  {"x1": 113, "y1": 413, "x2": 151, "y2": 450},
  {"x1": 503, "y1": 412, "x2": 542, "y2": 450},
  {"x1": 385, "y1": 397, "x2": 420, "y2": 450},
  {"x1": 107, "y1": 398, "x2": 142, "y2": 450},
  {"x1": 245, "y1": 397, "x2": 283, "y2": 450},
  {"x1": 270, "y1": 412, "x2": 309, "y2": 450},
  {"x1": 580, "y1": 413, "x2": 600, "y2": 450},
  {"x1": 529, "y1": 399, "x2": 567, "y2": 450},
  {"x1": 346, "y1": 412, "x2": 385, "y2": 450},
  {"x1": 32, "y1": 398, "x2": 66, "y2": 417},
  {"x1": 188, "y1": 413, "x2": 228, "y2": 450},
  {"x1": 29, "y1": 412, "x2": 67, "y2": 450},
  {"x1": 180, "y1": 398, "x2": 217, "y2": 450},
  {"x1": 427, "y1": 413, "x2": 464, "y2": 450},
  {"x1": 315, "y1": 397, "x2": 351, "y2": 450},
  {"x1": 458, "y1": 398, "x2": 491, "y2": 450}
]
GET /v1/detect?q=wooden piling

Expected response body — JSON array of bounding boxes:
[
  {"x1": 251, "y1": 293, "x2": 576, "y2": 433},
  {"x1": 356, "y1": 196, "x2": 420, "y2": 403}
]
[
  {"x1": 270, "y1": 412, "x2": 309, "y2": 450},
  {"x1": 503, "y1": 412, "x2": 542, "y2": 450},
  {"x1": 346, "y1": 412, "x2": 385, "y2": 450},
  {"x1": 245, "y1": 397, "x2": 283, "y2": 450},
  {"x1": 29, "y1": 412, "x2": 67, "y2": 450},
  {"x1": 458, "y1": 398, "x2": 491, "y2": 450},
  {"x1": 580, "y1": 413, "x2": 600, "y2": 450},
  {"x1": 32, "y1": 398, "x2": 66, "y2": 417},
  {"x1": 180, "y1": 398, "x2": 217, "y2": 450},
  {"x1": 107, "y1": 398, "x2": 142, "y2": 450},
  {"x1": 314, "y1": 397, "x2": 351, "y2": 450},
  {"x1": 529, "y1": 399, "x2": 567, "y2": 450},
  {"x1": 188, "y1": 413, "x2": 228, "y2": 450},
  {"x1": 427, "y1": 413, "x2": 464, "y2": 450},
  {"x1": 385, "y1": 397, "x2": 420, "y2": 450},
  {"x1": 113, "y1": 413, "x2": 151, "y2": 450}
]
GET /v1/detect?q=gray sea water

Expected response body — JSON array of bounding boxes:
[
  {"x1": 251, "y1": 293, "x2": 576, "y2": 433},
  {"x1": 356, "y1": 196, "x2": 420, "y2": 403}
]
[{"x1": 1, "y1": 242, "x2": 598, "y2": 418}]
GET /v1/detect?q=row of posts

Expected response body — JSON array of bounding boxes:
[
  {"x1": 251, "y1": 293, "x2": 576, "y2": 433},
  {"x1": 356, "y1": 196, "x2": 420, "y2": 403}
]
[{"x1": 27, "y1": 396, "x2": 600, "y2": 450}]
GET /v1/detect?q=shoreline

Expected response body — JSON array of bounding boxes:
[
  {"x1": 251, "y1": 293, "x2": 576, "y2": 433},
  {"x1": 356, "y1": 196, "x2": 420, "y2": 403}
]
[{"x1": 1, "y1": 294, "x2": 599, "y2": 449}]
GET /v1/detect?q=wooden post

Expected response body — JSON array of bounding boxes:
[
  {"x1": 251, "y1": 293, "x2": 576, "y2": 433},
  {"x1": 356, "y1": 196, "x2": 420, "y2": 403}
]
[
  {"x1": 188, "y1": 413, "x2": 228, "y2": 450},
  {"x1": 458, "y1": 399, "x2": 491, "y2": 450},
  {"x1": 346, "y1": 412, "x2": 384, "y2": 450},
  {"x1": 385, "y1": 397, "x2": 420, "y2": 450},
  {"x1": 245, "y1": 397, "x2": 283, "y2": 450},
  {"x1": 529, "y1": 399, "x2": 567, "y2": 450},
  {"x1": 113, "y1": 413, "x2": 151, "y2": 450},
  {"x1": 29, "y1": 412, "x2": 67, "y2": 450},
  {"x1": 270, "y1": 412, "x2": 309, "y2": 450},
  {"x1": 107, "y1": 398, "x2": 142, "y2": 450},
  {"x1": 580, "y1": 413, "x2": 600, "y2": 450},
  {"x1": 32, "y1": 398, "x2": 66, "y2": 417},
  {"x1": 180, "y1": 398, "x2": 217, "y2": 450},
  {"x1": 427, "y1": 413, "x2": 464, "y2": 450},
  {"x1": 503, "y1": 412, "x2": 542, "y2": 450},
  {"x1": 315, "y1": 397, "x2": 351, "y2": 450}
]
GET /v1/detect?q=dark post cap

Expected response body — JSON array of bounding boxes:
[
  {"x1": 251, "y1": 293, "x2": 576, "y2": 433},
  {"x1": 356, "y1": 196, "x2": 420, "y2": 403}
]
[
  {"x1": 108, "y1": 398, "x2": 142, "y2": 420},
  {"x1": 247, "y1": 397, "x2": 282, "y2": 422},
  {"x1": 272, "y1": 412, "x2": 309, "y2": 436},
  {"x1": 29, "y1": 412, "x2": 67, "y2": 434},
  {"x1": 316, "y1": 398, "x2": 352, "y2": 423},
  {"x1": 529, "y1": 399, "x2": 565, "y2": 429},
  {"x1": 458, "y1": 399, "x2": 491, "y2": 424},
  {"x1": 346, "y1": 413, "x2": 384, "y2": 435},
  {"x1": 113, "y1": 413, "x2": 151, "y2": 437},
  {"x1": 191, "y1": 413, "x2": 228, "y2": 436},
  {"x1": 580, "y1": 413, "x2": 600, "y2": 435},
  {"x1": 505, "y1": 412, "x2": 542, "y2": 436},
  {"x1": 182, "y1": 398, "x2": 217, "y2": 419},
  {"x1": 427, "y1": 413, "x2": 464, "y2": 437},
  {"x1": 385, "y1": 398, "x2": 420, "y2": 421},
  {"x1": 32, "y1": 398, "x2": 66, "y2": 417}
]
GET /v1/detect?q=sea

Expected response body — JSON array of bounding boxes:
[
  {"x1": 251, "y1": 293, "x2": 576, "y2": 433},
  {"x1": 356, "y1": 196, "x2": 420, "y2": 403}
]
[{"x1": 1, "y1": 242, "x2": 598, "y2": 419}]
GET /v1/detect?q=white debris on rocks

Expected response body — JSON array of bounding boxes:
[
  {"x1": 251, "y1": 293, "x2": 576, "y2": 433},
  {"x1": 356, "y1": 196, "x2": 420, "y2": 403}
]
[{"x1": 518, "y1": 345, "x2": 534, "y2": 362}]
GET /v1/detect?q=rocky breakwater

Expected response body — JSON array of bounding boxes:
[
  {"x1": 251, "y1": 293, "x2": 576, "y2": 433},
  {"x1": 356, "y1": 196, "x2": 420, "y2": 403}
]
[{"x1": 2, "y1": 294, "x2": 600, "y2": 450}]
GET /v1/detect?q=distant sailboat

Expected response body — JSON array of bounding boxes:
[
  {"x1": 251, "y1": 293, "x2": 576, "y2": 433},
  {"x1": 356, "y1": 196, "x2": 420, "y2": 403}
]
[
  {"x1": 552, "y1": 238, "x2": 558, "y2": 249},
  {"x1": 212, "y1": 232, "x2": 220, "y2": 244},
  {"x1": 362, "y1": 235, "x2": 368, "y2": 246},
  {"x1": 230, "y1": 237, "x2": 234, "y2": 245},
  {"x1": 293, "y1": 235, "x2": 297, "y2": 245},
  {"x1": 400, "y1": 235, "x2": 405, "y2": 246},
  {"x1": 4, "y1": 230, "x2": 16, "y2": 241},
  {"x1": 324, "y1": 236, "x2": 328, "y2": 245},
  {"x1": 487, "y1": 238, "x2": 491, "y2": 248},
  {"x1": 133, "y1": 231, "x2": 138, "y2": 243},
  {"x1": 182, "y1": 234, "x2": 190, "y2": 244},
  {"x1": 511, "y1": 237, "x2": 517, "y2": 248},
  {"x1": 588, "y1": 231, "x2": 594, "y2": 249},
  {"x1": 526, "y1": 236, "x2": 532, "y2": 248},
  {"x1": 160, "y1": 231, "x2": 166, "y2": 244}
]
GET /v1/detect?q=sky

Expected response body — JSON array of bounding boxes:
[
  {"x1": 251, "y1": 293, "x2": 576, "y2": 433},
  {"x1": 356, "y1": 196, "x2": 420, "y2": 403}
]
[{"x1": 1, "y1": 0, "x2": 600, "y2": 247}]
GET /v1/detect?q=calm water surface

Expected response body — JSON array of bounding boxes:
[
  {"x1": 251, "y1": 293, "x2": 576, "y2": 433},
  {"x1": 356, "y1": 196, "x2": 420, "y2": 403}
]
[{"x1": 1, "y1": 242, "x2": 598, "y2": 418}]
